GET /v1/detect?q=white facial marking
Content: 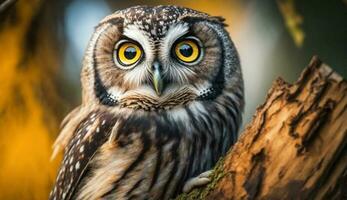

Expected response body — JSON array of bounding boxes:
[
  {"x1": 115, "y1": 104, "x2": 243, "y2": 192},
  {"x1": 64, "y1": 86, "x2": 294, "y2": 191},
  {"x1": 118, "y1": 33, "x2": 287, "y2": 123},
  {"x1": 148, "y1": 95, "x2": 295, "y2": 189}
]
[
  {"x1": 123, "y1": 25, "x2": 153, "y2": 56},
  {"x1": 79, "y1": 145, "x2": 84, "y2": 153},
  {"x1": 123, "y1": 63, "x2": 150, "y2": 87},
  {"x1": 75, "y1": 161, "x2": 80, "y2": 170},
  {"x1": 160, "y1": 23, "x2": 189, "y2": 63},
  {"x1": 107, "y1": 86, "x2": 123, "y2": 102},
  {"x1": 121, "y1": 25, "x2": 155, "y2": 88},
  {"x1": 194, "y1": 81, "x2": 213, "y2": 96}
]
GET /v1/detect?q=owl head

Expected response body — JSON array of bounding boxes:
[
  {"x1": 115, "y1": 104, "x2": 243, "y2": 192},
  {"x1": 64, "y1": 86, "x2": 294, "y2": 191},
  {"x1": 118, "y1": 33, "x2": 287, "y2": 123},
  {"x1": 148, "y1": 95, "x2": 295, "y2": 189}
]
[{"x1": 81, "y1": 5, "x2": 243, "y2": 112}]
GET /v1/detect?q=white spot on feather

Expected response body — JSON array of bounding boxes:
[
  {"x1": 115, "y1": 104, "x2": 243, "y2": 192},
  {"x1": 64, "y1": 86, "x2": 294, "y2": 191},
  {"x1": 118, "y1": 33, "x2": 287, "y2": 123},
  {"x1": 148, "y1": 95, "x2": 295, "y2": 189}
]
[
  {"x1": 79, "y1": 145, "x2": 84, "y2": 153},
  {"x1": 75, "y1": 161, "x2": 80, "y2": 170}
]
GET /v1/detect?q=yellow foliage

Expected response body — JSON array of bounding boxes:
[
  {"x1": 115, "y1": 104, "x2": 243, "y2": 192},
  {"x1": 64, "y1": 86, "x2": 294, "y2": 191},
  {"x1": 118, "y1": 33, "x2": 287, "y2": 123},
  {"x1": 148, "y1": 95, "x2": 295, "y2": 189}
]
[
  {"x1": 0, "y1": 0, "x2": 61, "y2": 199},
  {"x1": 277, "y1": 0, "x2": 305, "y2": 47}
]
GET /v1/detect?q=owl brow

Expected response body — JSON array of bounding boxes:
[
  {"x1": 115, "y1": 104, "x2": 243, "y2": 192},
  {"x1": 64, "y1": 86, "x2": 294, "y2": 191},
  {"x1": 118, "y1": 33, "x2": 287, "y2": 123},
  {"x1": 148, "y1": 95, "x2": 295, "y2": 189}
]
[
  {"x1": 117, "y1": 35, "x2": 142, "y2": 46},
  {"x1": 94, "y1": 17, "x2": 124, "y2": 30},
  {"x1": 175, "y1": 31, "x2": 196, "y2": 41},
  {"x1": 180, "y1": 16, "x2": 227, "y2": 27}
]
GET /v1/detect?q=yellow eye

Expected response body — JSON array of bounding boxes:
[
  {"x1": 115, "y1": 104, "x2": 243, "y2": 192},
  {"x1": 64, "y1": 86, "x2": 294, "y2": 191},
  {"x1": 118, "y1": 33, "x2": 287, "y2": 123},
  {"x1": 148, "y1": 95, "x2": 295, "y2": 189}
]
[
  {"x1": 174, "y1": 40, "x2": 200, "y2": 63},
  {"x1": 116, "y1": 42, "x2": 142, "y2": 66}
]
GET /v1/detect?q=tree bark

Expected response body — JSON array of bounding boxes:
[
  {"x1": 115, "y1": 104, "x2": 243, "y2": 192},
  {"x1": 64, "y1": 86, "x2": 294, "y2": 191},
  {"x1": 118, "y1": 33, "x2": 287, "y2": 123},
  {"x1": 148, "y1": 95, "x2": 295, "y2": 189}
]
[{"x1": 177, "y1": 56, "x2": 347, "y2": 200}]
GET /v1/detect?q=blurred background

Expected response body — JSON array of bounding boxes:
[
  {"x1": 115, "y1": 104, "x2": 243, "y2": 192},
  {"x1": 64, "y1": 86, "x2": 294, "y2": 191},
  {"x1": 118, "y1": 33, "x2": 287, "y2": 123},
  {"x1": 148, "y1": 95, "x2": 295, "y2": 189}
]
[{"x1": 0, "y1": 0, "x2": 346, "y2": 199}]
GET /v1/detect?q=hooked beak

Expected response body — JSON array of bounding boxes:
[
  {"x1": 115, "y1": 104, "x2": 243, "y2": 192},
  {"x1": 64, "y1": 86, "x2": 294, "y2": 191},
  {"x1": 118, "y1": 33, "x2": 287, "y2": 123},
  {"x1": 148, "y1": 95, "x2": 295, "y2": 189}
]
[{"x1": 152, "y1": 61, "x2": 163, "y2": 96}]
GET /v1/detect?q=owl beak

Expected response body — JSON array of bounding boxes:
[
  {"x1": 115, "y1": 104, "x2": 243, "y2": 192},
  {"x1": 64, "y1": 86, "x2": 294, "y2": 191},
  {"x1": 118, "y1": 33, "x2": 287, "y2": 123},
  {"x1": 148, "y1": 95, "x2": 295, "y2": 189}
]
[{"x1": 152, "y1": 61, "x2": 163, "y2": 96}]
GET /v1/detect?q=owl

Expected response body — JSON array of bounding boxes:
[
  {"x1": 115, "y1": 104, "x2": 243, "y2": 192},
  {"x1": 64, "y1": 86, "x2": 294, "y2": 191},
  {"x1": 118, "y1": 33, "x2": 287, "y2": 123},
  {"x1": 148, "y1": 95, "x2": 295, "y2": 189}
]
[{"x1": 50, "y1": 5, "x2": 244, "y2": 200}]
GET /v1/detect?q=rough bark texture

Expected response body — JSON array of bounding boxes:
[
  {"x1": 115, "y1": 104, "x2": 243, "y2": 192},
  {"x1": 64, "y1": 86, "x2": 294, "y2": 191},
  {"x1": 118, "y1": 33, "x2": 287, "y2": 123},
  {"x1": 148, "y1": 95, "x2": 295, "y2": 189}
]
[{"x1": 177, "y1": 56, "x2": 347, "y2": 200}]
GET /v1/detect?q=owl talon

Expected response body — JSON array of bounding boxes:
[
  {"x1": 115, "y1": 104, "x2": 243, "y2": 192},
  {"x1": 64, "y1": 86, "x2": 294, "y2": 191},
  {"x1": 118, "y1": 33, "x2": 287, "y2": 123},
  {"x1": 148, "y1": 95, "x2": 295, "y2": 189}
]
[{"x1": 183, "y1": 170, "x2": 213, "y2": 193}]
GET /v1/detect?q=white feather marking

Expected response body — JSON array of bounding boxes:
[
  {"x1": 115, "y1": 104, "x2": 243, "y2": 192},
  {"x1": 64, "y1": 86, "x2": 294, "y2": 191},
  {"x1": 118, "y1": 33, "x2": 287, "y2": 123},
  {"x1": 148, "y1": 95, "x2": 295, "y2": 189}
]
[
  {"x1": 75, "y1": 161, "x2": 80, "y2": 170},
  {"x1": 83, "y1": 118, "x2": 101, "y2": 141},
  {"x1": 123, "y1": 63, "x2": 150, "y2": 87},
  {"x1": 193, "y1": 81, "x2": 213, "y2": 96},
  {"x1": 166, "y1": 107, "x2": 192, "y2": 133},
  {"x1": 160, "y1": 23, "x2": 189, "y2": 63},
  {"x1": 108, "y1": 121, "x2": 120, "y2": 144},
  {"x1": 79, "y1": 145, "x2": 84, "y2": 153},
  {"x1": 167, "y1": 107, "x2": 189, "y2": 121},
  {"x1": 121, "y1": 25, "x2": 156, "y2": 88},
  {"x1": 189, "y1": 101, "x2": 208, "y2": 116},
  {"x1": 166, "y1": 63, "x2": 196, "y2": 84},
  {"x1": 123, "y1": 25, "x2": 154, "y2": 58},
  {"x1": 107, "y1": 86, "x2": 123, "y2": 101}
]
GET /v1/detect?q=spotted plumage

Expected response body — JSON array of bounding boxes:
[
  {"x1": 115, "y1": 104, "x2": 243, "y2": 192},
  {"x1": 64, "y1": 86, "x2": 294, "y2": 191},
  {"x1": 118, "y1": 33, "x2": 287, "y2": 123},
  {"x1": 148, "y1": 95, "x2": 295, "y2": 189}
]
[{"x1": 50, "y1": 5, "x2": 244, "y2": 200}]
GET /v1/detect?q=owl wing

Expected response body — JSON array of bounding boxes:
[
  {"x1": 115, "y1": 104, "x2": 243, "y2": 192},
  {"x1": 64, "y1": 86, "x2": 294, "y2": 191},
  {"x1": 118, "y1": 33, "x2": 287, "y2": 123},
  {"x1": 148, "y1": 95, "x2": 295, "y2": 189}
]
[
  {"x1": 51, "y1": 106, "x2": 82, "y2": 160},
  {"x1": 50, "y1": 111, "x2": 116, "y2": 200}
]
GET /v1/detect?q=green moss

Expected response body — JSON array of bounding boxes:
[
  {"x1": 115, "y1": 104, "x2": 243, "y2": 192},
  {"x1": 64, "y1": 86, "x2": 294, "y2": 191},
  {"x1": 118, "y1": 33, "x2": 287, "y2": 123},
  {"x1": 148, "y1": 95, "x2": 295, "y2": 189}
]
[{"x1": 174, "y1": 157, "x2": 226, "y2": 200}]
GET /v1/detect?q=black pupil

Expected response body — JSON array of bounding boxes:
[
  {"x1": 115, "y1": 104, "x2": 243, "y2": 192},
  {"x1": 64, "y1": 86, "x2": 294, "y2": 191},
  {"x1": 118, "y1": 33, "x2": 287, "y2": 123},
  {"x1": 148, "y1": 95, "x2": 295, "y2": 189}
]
[
  {"x1": 179, "y1": 43, "x2": 193, "y2": 57},
  {"x1": 124, "y1": 46, "x2": 137, "y2": 60}
]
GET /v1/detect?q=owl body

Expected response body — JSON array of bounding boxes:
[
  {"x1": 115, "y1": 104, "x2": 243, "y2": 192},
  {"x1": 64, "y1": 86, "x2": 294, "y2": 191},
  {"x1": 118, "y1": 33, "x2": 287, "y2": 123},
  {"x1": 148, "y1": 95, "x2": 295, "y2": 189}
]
[{"x1": 50, "y1": 5, "x2": 243, "y2": 200}]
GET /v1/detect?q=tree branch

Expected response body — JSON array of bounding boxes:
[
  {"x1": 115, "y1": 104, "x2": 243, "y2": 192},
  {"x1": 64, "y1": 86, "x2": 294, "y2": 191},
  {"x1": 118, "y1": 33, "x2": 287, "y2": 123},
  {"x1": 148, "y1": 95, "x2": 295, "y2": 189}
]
[{"x1": 177, "y1": 56, "x2": 347, "y2": 199}]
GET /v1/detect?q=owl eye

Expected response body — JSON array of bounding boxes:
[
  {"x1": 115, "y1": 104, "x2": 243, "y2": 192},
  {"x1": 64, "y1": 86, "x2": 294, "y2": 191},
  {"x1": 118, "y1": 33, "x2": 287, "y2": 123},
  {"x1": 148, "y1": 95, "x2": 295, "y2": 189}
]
[
  {"x1": 114, "y1": 41, "x2": 142, "y2": 67},
  {"x1": 174, "y1": 38, "x2": 201, "y2": 64}
]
